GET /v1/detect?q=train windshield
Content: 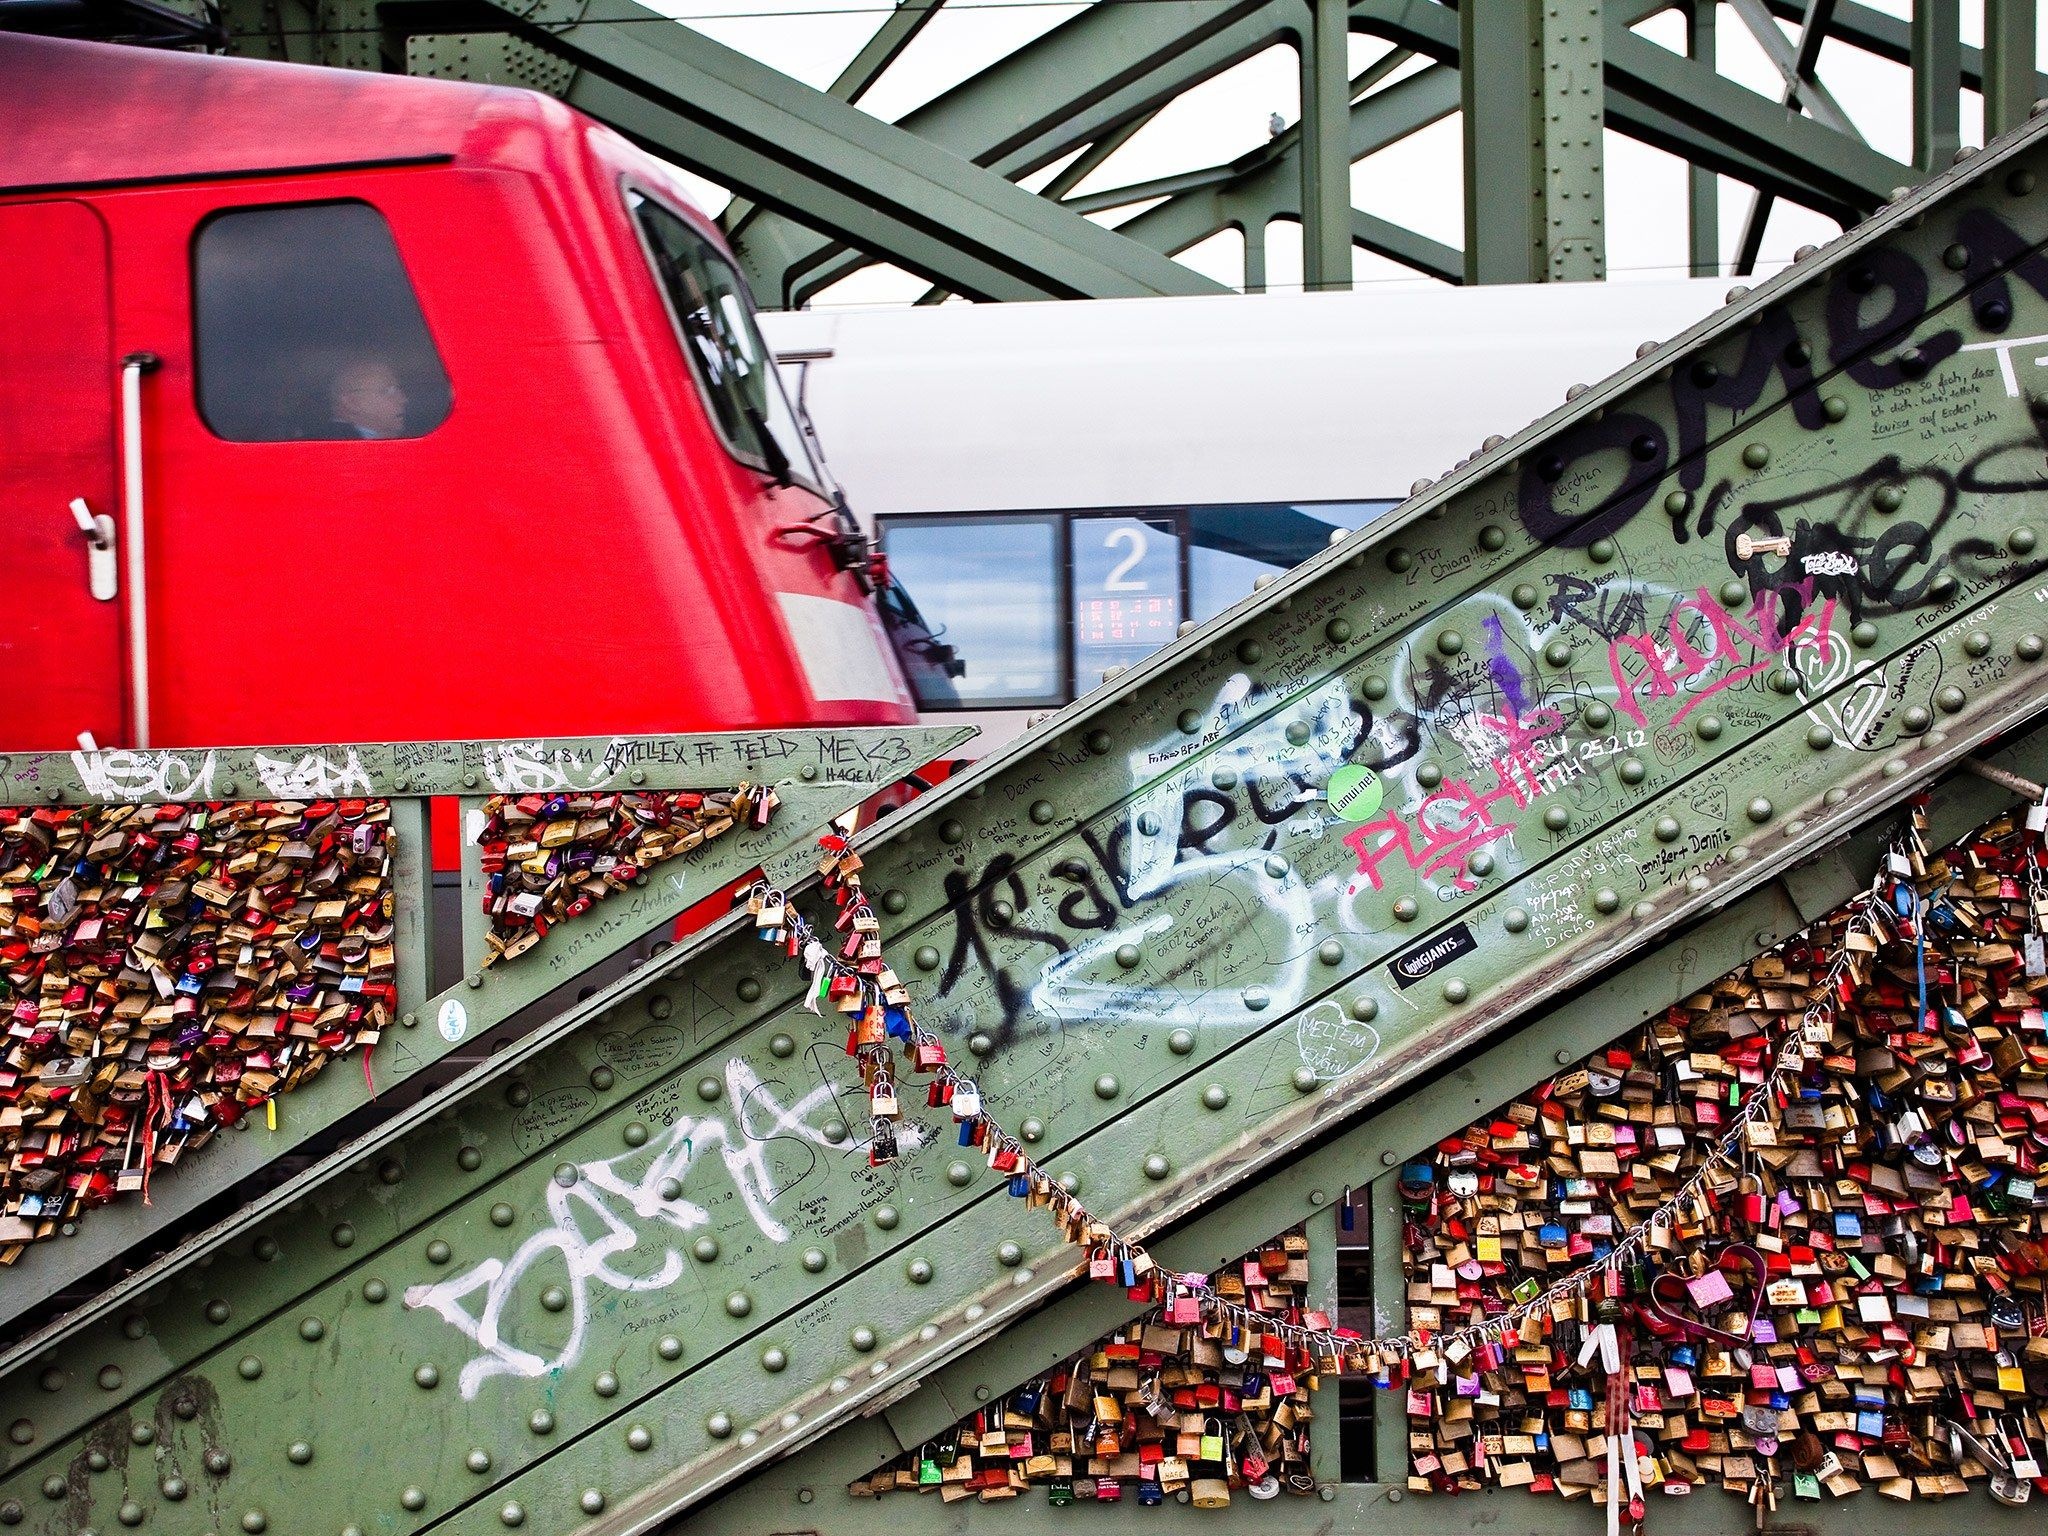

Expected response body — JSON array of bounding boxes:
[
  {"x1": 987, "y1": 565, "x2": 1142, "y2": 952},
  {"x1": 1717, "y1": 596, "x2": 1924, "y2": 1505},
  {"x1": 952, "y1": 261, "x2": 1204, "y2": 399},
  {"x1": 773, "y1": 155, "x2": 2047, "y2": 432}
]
[{"x1": 627, "y1": 189, "x2": 818, "y2": 488}]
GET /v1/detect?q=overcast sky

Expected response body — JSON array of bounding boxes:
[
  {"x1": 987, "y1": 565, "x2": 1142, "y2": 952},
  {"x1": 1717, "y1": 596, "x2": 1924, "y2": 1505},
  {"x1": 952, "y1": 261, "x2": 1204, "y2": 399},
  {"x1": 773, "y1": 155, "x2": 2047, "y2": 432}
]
[{"x1": 647, "y1": 0, "x2": 2047, "y2": 308}]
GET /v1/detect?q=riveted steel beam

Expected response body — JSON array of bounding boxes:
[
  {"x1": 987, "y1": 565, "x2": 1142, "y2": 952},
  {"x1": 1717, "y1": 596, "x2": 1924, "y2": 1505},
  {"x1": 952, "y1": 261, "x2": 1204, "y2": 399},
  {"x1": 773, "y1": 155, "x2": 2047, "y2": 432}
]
[
  {"x1": 11, "y1": 96, "x2": 2048, "y2": 1536},
  {"x1": 434, "y1": 0, "x2": 1229, "y2": 302},
  {"x1": 666, "y1": 722, "x2": 2048, "y2": 1530}
]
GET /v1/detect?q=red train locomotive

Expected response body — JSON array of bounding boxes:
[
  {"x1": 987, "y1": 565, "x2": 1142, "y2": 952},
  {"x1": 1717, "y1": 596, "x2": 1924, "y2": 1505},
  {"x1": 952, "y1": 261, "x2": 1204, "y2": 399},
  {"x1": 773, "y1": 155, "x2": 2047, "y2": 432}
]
[{"x1": 1, "y1": 35, "x2": 915, "y2": 754}]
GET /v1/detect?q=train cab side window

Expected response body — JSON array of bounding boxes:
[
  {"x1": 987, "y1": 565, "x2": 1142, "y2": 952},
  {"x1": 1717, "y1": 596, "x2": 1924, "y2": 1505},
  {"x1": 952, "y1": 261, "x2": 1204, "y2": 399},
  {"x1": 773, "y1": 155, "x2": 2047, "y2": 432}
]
[
  {"x1": 193, "y1": 201, "x2": 451, "y2": 443},
  {"x1": 627, "y1": 189, "x2": 817, "y2": 487}
]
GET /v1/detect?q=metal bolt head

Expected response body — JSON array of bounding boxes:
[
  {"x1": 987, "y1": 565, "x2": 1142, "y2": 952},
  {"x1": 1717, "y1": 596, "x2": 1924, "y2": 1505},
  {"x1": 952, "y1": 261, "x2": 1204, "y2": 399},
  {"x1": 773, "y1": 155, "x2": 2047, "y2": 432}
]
[
  {"x1": 692, "y1": 1235, "x2": 720, "y2": 1263},
  {"x1": 499, "y1": 1501, "x2": 525, "y2": 1527},
  {"x1": 1503, "y1": 907, "x2": 1530, "y2": 934},
  {"x1": 768, "y1": 1032, "x2": 796, "y2": 1058},
  {"x1": 457, "y1": 1145, "x2": 483, "y2": 1171},
  {"x1": 2020, "y1": 633, "x2": 2047, "y2": 661},
  {"x1": 706, "y1": 1412, "x2": 735, "y2": 1439},
  {"x1": 413, "y1": 1364, "x2": 439, "y2": 1389},
  {"x1": 205, "y1": 1450, "x2": 232, "y2": 1476},
  {"x1": 658, "y1": 1335, "x2": 684, "y2": 1361},
  {"x1": 490, "y1": 1202, "x2": 516, "y2": 1227},
  {"x1": 1747, "y1": 797, "x2": 1775, "y2": 822},
  {"x1": 1020, "y1": 1117, "x2": 1045, "y2": 1142},
  {"x1": 401, "y1": 1487, "x2": 427, "y2": 1512},
  {"x1": 581, "y1": 1490, "x2": 607, "y2": 1515},
  {"x1": 802, "y1": 1247, "x2": 828, "y2": 1273},
  {"x1": 1442, "y1": 979, "x2": 1469, "y2": 1004},
  {"x1": 1291, "y1": 1066, "x2": 1318, "y2": 1093},
  {"x1": 762, "y1": 1345, "x2": 791, "y2": 1371},
  {"x1": 466, "y1": 1448, "x2": 492, "y2": 1474},
  {"x1": 206, "y1": 1300, "x2": 232, "y2": 1324},
  {"x1": 627, "y1": 1424, "x2": 653, "y2": 1452},
  {"x1": 1094, "y1": 1074, "x2": 1119, "y2": 1100},
  {"x1": 237, "y1": 1355, "x2": 263, "y2": 1381},
  {"x1": 1392, "y1": 897, "x2": 1419, "y2": 922},
  {"x1": 851, "y1": 1325, "x2": 879, "y2": 1351},
  {"x1": 905, "y1": 1256, "x2": 934, "y2": 1284},
  {"x1": 1143, "y1": 1154, "x2": 1171, "y2": 1180},
  {"x1": 695, "y1": 1076, "x2": 723, "y2": 1102},
  {"x1": 726, "y1": 1291, "x2": 753, "y2": 1318},
  {"x1": 594, "y1": 1371, "x2": 620, "y2": 1397},
  {"x1": 530, "y1": 1409, "x2": 556, "y2": 1434},
  {"x1": 1202, "y1": 1084, "x2": 1230, "y2": 1111},
  {"x1": 298, "y1": 1317, "x2": 324, "y2": 1342},
  {"x1": 1653, "y1": 816, "x2": 1680, "y2": 843},
  {"x1": 160, "y1": 1478, "x2": 186, "y2": 1502},
  {"x1": 995, "y1": 1243, "x2": 1024, "y2": 1269},
  {"x1": 287, "y1": 1442, "x2": 313, "y2": 1466},
  {"x1": 873, "y1": 1204, "x2": 901, "y2": 1230},
  {"x1": 1593, "y1": 889, "x2": 1621, "y2": 914},
  {"x1": 362, "y1": 1279, "x2": 388, "y2": 1304}
]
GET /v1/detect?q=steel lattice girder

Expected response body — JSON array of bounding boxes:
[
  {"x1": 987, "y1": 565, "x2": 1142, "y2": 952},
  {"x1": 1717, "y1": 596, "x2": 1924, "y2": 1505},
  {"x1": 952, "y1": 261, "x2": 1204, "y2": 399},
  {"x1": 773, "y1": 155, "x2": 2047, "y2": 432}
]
[
  {"x1": 672, "y1": 724, "x2": 2048, "y2": 1532},
  {"x1": 11, "y1": 96, "x2": 2048, "y2": 1536}
]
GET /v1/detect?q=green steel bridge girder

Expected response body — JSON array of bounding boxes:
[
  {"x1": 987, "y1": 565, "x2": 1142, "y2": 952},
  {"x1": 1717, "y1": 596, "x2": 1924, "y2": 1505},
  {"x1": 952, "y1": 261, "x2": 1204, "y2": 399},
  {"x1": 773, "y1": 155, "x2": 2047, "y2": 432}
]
[
  {"x1": 12, "y1": 93, "x2": 2048, "y2": 1536},
  {"x1": 680, "y1": 722, "x2": 2048, "y2": 1532}
]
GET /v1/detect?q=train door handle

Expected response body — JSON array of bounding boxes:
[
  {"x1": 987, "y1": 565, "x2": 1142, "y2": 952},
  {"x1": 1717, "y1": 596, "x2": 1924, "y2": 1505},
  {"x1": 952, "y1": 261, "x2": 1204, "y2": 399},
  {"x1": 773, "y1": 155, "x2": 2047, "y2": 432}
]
[
  {"x1": 119, "y1": 352, "x2": 160, "y2": 747},
  {"x1": 68, "y1": 497, "x2": 119, "y2": 601}
]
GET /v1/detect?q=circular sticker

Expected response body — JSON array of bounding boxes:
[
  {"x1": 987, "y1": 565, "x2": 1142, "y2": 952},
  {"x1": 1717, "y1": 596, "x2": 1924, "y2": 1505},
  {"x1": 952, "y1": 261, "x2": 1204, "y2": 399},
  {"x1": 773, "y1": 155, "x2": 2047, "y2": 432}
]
[
  {"x1": 437, "y1": 998, "x2": 468, "y2": 1043},
  {"x1": 1325, "y1": 764, "x2": 1383, "y2": 822}
]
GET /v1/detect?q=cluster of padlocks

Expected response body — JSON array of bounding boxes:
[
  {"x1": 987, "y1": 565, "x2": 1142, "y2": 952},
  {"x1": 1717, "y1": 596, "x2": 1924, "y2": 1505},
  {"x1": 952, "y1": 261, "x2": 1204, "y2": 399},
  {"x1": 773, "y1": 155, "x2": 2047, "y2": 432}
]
[
  {"x1": 474, "y1": 784, "x2": 773, "y2": 964},
  {"x1": 0, "y1": 796, "x2": 395, "y2": 1257},
  {"x1": 1402, "y1": 802, "x2": 2048, "y2": 1508},
  {"x1": 853, "y1": 1230, "x2": 1319, "y2": 1506}
]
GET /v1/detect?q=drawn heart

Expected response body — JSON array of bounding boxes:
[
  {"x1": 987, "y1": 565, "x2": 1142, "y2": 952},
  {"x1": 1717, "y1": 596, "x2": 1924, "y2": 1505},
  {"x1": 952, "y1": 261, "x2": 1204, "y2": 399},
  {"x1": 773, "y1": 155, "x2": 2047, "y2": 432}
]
[{"x1": 1643, "y1": 1243, "x2": 1766, "y2": 1345}]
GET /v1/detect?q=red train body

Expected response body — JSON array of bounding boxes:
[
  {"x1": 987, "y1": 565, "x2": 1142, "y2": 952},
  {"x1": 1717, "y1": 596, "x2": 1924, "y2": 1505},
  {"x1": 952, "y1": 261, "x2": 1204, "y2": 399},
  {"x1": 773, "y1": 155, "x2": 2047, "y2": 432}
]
[{"x1": 0, "y1": 36, "x2": 914, "y2": 755}]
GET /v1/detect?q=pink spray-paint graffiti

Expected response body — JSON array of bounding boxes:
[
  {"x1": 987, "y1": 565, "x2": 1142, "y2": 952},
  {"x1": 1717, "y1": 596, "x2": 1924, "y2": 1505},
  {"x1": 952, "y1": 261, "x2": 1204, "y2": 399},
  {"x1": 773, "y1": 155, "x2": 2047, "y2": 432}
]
[
  {"x1": 1344, "y1": 771, "x2": 1527, "y2": 894},
  {"x1": 1606, "y1": 586, "x2": 1836, "y2": 728}
]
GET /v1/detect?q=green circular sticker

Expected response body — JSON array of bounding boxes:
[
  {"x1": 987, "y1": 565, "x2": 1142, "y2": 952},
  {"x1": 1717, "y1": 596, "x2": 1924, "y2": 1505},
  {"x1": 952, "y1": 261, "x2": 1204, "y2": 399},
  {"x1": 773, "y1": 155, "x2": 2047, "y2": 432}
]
[{"x1": 1327, "y1": 765, "x2": 1383, "y2": 822}]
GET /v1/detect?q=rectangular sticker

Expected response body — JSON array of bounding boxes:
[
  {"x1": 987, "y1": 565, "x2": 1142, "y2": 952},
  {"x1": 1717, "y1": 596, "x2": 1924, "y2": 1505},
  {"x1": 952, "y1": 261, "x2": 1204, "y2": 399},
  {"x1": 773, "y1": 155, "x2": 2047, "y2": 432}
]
[{"x1": 1390, "y1": 921, "x2": 1478, "y2": 988}]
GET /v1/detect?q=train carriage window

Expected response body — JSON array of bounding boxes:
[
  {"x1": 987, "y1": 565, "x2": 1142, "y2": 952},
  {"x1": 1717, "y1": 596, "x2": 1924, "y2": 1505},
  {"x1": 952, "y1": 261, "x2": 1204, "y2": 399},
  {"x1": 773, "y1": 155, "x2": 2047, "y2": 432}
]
[
  {"x1": 881, "y1": 515, "x2": 1064, "y2": 709},
  {"x1": 627, "y1": 189, "x2": 817, "y2": 486},
  {"x1": 193, "y1": 201, "x2": 451, "y2": 442},
  {"x1": 1071, "y1": 515, "x2": 1180, "y2": 686}
]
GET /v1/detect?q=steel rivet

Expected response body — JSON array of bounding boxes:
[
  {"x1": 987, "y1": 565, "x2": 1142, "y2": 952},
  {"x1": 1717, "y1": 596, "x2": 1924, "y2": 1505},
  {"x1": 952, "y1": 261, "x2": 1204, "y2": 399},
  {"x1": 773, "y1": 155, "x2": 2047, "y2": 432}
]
[
  {"x1": 1085, "y1": 728, "x2": 1113, "y2": 753},
  {"x1": 401, "y1": 1488, "x2": 427, "y2": 1512},
  {"x1": 96, "y1": 1366, "x2": 122, "y2": 1391},
  {"x1": 707, "y1": 1412, "x2": 735, "y2": 1439},
  {"x1": 1873, "y1": 484, "x2": 1904, "y2": 513},
  {"x1": 694, "y1": 1075, "x2": 724, "y2": 1104},
  {"x1": 1467, "y1": 851, "x2": 1493, "y2": 878},
  {"x1": 881, "y1": 888, "x2": 907, "y2": 915},
  {"x1": 288, "y1": 1442, "x2": 313, "y2": 1466},
  {"x1": 242, "y1": 1513, "x2": 269, "y2": 1535},
  {"x1": 89, "y1": 1449, "x2": 110, "y2": 1471},
  {"x1": 1543, "y1": 639, "x2": 1573, "y2": 667},
  {"x1": 1593, "y1": 889, "x2": 1621, "y2": 914},
  {"x1": 1965, "y1": 630, "x2": 1992, "y2": 657},
  {"x1": 594, "y1": 1370, "x2": 620, "y2": 1397},
  {"x1": 206, "y1": 1299, "x2": 231, "y2": 1324},
  {"x1": 1509, "y1": 582, "x2": 1540, "y2": 611},
  {"x1": 1436, "y1": 630, "x2": 1464, "y2": 656},
  {"x1": 1361, "y1": 674, "x2": 1389, "y2": 700},
  {"x1": 1292, "y1": 1067, "x2": 1318, "y2": 1093},
  {"x1": 1442, "y1": 979, "x2": 1469, "y2": 1004},
  {"x1": 362, "y1": 1278, "x2": 388, "y2": 1304},
  {"x1": 1747, "y1": 797, "x2": 1775, "y2": 822},
  {"x1": 1114, "y1": 942, "x2": 1141, "y2": 969},
  {"x1": 1057, "y1": 1171, "x2": 1082, "y2": 1195},
  {"x1": 1143, "y1": 1154, "x2": 1170, "y2": 1180},
  {"x1": 1478, "y1": 525, "x2": 1507, "y2": 552},
  {"x1": 1211, "y1": 765, "x2": 1239, "y2": 791},
  {"x1": 692, "y1": 1235, "x2": 720, "y2": 1263},
  {"x1": 1202, "y1": 1084, "x2": 1230, "y2": 1111},
  {"x1": 1741, "y1": 443, "x2": 1769, "y2": 470},
  {"x1": 414, "y1": 1364, "x2": 439, "y2": 1389},
  {"x1": 914, "y1": 945, "x2": 941, "y2": 971},
  {"x1": 627, "y1": 1424, "x2": 653, "y2": 1451},
  {"x1": 1902, "y1": 704, "x2": 1933, "y2": 732},
  {"x1": 1317, "y1": 938, "x2": 1343, "y2": 966},
  {"x1": 458, "y1": 1145, "x2": 483, "y2": 1171},
  {"x1": 255, "y1": 1234, "x2": 280, "y2": 1260},
  {"x1": 1386, "y1": 548, "x2": 1413, "y2": 573},
  {"x1": 874, "y1": 1201, "x2": 903, "y2": 1230},
  {"x1": 2, "y1": 1421, "x2": 28, "y2": 1449},
  {"x1": 1653, "y1": 816, "x2": 1681, "y2": 842},
  {"x1": 1806, "y1": 724, "x2": 1835, "y2": 751},
  {"x1": 206, "y1": 1450, "x2": 232, "y2": 1476},
  {"x1": 2013, "y1": 527, "x2": 2038, "y2": 555},
  {"x1": 1285, "y1": 720, "x2": 1311, "y2": 746},
  {"x1": 160, "y1": 1479, "x2": 186, "y2": 1502},
  {"x1": 1850, "y1": 621, "x2": 1880, "y2": 648},
  {"x1": 623, "y1": 1120, "x2": 649, "y2": 1147},
  {"x1": 2019, "y1": 634, "x2": 2046, "y2": 661},
  {"x1": 499, "y1": 1501, "x2": 525, "y2": 1527},
  {"x1": 1326, "y1": 618, "x2": 1353, "y2": 644},
  {"x1": 1588, "y1": 537, "x2": 1616, "y2": 564},
  {"x1": 1618, "y1": 757, "x2": 1647, "y2": 785},
  {"x1": 1095, "y1": 1074, "x2": 1120, "y2": 1100},
  {"x1": 658, "y1": 1335, "x2": 684, "y2": 1362},
  {"x1": 820, "y1": 1118, "x2": 848, "y2": 1143},
  {"x1": 1936, "y1": 685, "x2": 1967, "y2": 713},
  {"x1": 1503, "y1": 907, "x2": 1531, "y2": 935},
  {"x1": 426, "y1": 1239, "x2": 453, "y2": 1264},
  {"x1": 529, "y1": 1409, "x2": 556, "y2": 1435},
  {"x1": 1664, "y1": 490, "x2": 1691, "y2": 517},
  {"x1": 1414, "y1": 763, "x2": 1441, "y2": 788},
  {"x1": 1944, "y1": 242, "x2": 1971, "y2": 270},
  {"x1": 298, "y1": 1317, "x2": 324, "y2": 1342},
  {"x1": 1692, "y1": 713, "x2": 1723, "y2": 741},
  {"x1": 237, "y1": 1355, "x2": 263, "y2": 1380},
  {"x1": 581, "y1": 1490, "x2": 607, "y2": 1515},
  {"x1": 1241, "y1": 984, "x2": 1270, "y2": 1011},
  {"x1": 1822, "y1": 395, "x2": 1848, "y2": 423},
  {"x1": 1392, "y1": 897, "x2": 1419, "y2": 921},
  {"x1": 802, "y1": 1247, "x2": 828, "y2": 1273},
  {"x1": 1351, "y1": 997, "x2": 1379, "y2": 1023},
  {"x1": 490, "y1": 1202, "x2": 516, "y2": 1227},
  {"x1": 1718, "y1": 579, "x2": 1748, "y2": 608},
  {"x1": 967, "y1": 1031, "x2": 994, "y2": 1057},
  {"x1": 39, "y1": 1478, "x2": 63, "y2": 1502},
  {"x1": 1542, "y1": 805, "x2": 1570, "y2": 833},
  {"x1": 768, "y1": 1033, "x2": 796, "y2": 1059},
  {"x1": 947, "y1": 1160, "x2": 973, "y2": 1187}
]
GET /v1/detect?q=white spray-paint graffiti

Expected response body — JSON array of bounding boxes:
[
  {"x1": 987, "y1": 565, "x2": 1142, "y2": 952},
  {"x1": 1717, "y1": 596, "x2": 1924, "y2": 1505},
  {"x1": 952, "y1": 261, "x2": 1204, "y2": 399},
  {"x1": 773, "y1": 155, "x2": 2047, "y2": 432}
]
[
  {"x1": 252, "y1": 747, "x2": 374, "y2": 800},
  {"x1": 480, "y1": 740, "x2": 620, "y2": 796},
  {"x1": 404, "y1": 1058, "x2": 840, "y2": 1398},
  {"x1": 70, "y1": 749, "x2": 217, "y2": 802}
]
